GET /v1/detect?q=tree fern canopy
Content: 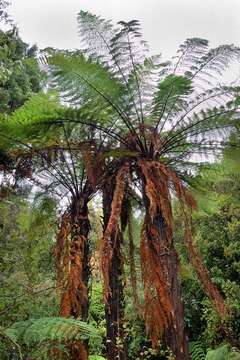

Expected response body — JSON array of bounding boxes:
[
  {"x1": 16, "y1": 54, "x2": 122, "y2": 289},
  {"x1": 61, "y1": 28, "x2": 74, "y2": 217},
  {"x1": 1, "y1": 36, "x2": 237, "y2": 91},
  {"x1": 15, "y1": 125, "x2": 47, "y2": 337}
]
[{"x1": 43, "y1": 11, "x2": 240, "y2": 178}]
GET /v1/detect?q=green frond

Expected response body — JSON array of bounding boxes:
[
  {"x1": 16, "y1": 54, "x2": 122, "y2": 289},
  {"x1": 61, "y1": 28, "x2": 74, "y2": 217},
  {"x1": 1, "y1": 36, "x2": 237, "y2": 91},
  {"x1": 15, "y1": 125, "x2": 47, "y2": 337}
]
[
  {"x1": 0, "y1": 92, "x2": 63, "y2": 149},
  {"x1": 189, "y1": 44, "x2": 240, "y2": 84},
  {"x1": 151, "y1": 74, "x2": 193, "y2": 129},
  {"x1": 160, "y1": 100, "x2": 239, "y2": 162},
  {"x1": 49, "y1": 52, "x2": 127, "y2": 123},
  {"x1": 170, "y1": 38, "x2": 240, "y2": 85},
  {"x1": 189, "y1": 340, "x2": 206, "y2": 360},
  {"x1": 77, "y1": 11, "x2": 159, "y2": 124},
  {"x1": 171, "y1": 38, "x2": 209, "y2": 76},
  {"x1": 77, "y1": 10, "x2": 115, "y2": 60},
  {"x1": 8, "y1": 317, "x2": 100, "y2": 347}
]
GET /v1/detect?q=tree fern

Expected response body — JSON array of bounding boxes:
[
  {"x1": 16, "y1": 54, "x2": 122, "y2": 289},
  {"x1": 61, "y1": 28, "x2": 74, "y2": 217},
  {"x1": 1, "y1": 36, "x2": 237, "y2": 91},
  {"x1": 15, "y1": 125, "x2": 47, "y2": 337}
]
[
  {"x1": 5, "y1": 11, "x2": 240, "y2": 359},
  {"x1": 46, "y1": 14, "x2": 240, "y2": 167}
]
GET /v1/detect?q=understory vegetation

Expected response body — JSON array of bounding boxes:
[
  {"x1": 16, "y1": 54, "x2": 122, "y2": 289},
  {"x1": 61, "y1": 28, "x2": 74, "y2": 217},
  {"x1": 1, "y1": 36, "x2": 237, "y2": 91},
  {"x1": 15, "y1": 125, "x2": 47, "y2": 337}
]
[{"x1": 0, "y1": 3, "x2": 240, "y2": 360}]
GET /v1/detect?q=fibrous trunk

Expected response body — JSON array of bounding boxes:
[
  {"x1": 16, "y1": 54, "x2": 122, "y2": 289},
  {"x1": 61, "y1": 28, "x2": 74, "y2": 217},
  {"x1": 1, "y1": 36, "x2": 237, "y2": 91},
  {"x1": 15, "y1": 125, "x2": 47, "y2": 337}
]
[
  {"x1": 139, "y1": 160, "x2": 189, "y2": 359},
  {"x1": 101, "y1": 174, "x2": 127, "y2": 360},
  {"x1": 56, "y1": 196, "x2": 91, "y2": 360}
]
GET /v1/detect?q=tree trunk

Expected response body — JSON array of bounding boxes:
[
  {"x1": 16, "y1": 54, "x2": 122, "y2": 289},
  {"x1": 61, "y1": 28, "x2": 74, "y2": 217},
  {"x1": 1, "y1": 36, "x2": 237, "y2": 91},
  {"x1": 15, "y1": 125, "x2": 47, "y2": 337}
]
[
  {"x1": 57, "y1": 196, "x2": 91, "y2": 360},
  {"x1": 140, "y1": 173, "x2": 190, "y2": 360},
  {"x1": 102, "y1": 180, "x2": 127, "y2": 360}
]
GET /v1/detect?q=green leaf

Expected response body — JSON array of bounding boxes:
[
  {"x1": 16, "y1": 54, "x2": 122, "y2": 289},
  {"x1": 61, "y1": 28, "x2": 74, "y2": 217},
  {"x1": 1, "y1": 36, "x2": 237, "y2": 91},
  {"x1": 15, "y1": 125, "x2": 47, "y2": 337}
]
[{"x1": 206, "y1": 344, "x2": 229, "y2": 360}]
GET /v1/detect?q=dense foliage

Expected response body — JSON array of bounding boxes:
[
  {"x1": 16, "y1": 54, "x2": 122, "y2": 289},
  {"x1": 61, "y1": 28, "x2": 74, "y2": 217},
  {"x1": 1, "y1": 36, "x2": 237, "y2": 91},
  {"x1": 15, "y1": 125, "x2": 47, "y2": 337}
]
[{"x1": 0, "y1": 28, "x2": 42, "y2": 113}]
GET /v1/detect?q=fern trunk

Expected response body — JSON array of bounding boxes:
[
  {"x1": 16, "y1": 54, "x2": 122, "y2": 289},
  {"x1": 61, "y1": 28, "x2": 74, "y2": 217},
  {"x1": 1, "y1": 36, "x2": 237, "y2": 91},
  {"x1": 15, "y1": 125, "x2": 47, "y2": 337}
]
[
  {"x1": 141, "y1": 180, "x2": 190, "y2": 360},
  {"x1": 58, "y1": 196, "x2": 91, "y2": 360},
  {"x1": 102, "y1": 180, "x2": 127, "y2": 360}
]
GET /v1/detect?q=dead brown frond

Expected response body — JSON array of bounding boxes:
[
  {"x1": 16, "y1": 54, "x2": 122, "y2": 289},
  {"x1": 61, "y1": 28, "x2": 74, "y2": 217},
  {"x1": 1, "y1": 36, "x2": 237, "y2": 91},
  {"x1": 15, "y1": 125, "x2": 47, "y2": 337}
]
[
  {"x1": 139, "y1": 160, "x2": 191, "y2": 347},
  {"x1": 100, "y1": 164, "x2": 129, "y2": 301},
  {"x1": 55, "y1": 205, "x2": 90, "y2": 318},
  {"x1": 60, "y1": 207, "x2": 89, "y2": 317},
  {"x1": 140, "y1": 223, "x2": 174, "y2": 347},
  {"x1": 60, "y1": 232, "x2": 88, "y2": 317},
  {"x1": 80, "y1": 141, "x2": 104, "y2": 187},
  {"x1": 138, "y1": 160, "x2": 173, "y2": 236}
]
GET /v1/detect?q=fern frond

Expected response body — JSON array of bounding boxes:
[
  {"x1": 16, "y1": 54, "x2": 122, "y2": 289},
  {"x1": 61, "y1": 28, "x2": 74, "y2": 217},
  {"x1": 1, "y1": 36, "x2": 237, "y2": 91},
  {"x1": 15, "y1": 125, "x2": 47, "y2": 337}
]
[
  {"x1": 0, "y1": 326, "x2": 23, "y2": 359},
  {"x1": 49, "y1": 53, "x2": 127, "y2": 120},
  {"x1": 189, "y1": 341, "x2": 206, "y2": 360},
  {"x1": 0, "y1": 92, "x2": 63, "y2": 147},
  {"x1": 152, "y1": 74, "x2": 193, "y2": 131},
  {"x1": 8, "y1": 317, "x2": 100, "y2": 347}
]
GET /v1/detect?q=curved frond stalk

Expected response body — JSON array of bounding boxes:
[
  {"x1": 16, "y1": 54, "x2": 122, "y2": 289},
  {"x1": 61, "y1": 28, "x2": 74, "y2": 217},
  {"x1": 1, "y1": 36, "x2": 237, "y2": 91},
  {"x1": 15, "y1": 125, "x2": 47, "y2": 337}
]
[
  {"x1": 162, "y1": 86, "x2": 237, "y2": 136},
  {"x1": 161, "y1": 104, "x2": 239, "y2": 156}
]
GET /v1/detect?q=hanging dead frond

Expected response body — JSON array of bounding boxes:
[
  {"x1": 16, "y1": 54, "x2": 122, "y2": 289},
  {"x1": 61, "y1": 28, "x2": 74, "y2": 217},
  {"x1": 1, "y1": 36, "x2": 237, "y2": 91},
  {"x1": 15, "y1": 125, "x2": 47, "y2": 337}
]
[
  {"x1": 138, "y1": 159, "x2": 173, "y2": 235},
  {"x1": 100, "y1": 163, "x2": 129, "y2": 301},
  {"x1": 60, "y1": 208, "x2": 90, "y2": 318},
  {"x1": 140, "y1": 223, "x2": 174, "y2": 347},
  {"x1": 80, "y1": 141, "x2": 104, "y2": 187},
  {"x1": 55, "y1": 201, "x2": 90, "y2": 319},
  {"x1": 139, "y1": 160, "x2": 192, "y2": 349},
  {"x1": 142, "y1": 160, "x2": 197, "y2": 210},
  {"x1": 138, "y1": 160, "x2": 176, "y2": 345},
  {"x1": 60, "y1": 231, "x2": 88, "y2": 317}
]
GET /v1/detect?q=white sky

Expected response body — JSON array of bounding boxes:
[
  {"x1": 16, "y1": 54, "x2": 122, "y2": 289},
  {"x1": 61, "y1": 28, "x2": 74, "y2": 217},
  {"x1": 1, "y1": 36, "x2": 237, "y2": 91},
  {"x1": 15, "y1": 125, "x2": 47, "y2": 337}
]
[{"x1": 9, "y1": 0, "x2": 240, "y2": 60}]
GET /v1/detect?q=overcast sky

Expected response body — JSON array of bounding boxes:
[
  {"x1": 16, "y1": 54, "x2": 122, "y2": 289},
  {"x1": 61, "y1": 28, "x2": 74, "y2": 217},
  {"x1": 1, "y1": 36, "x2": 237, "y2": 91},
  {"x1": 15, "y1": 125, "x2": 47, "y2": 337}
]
[{"x1": 9, "y1": 0, "x2": 240, "y2": 60}]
